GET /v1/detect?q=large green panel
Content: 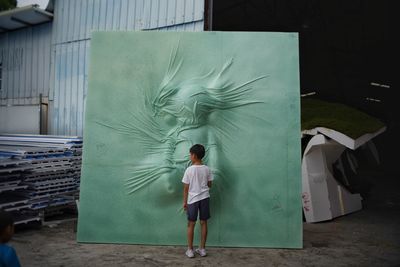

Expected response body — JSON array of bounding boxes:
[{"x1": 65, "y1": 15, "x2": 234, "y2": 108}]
[{"x1": 77, "y1": 31, "x2": 302, "y2": 248}]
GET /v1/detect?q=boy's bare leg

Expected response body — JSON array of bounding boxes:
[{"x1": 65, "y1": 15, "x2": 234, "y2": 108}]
[
  {"x1": 200, "y1": 220, "x2": 208, "y2": 249},
  {"x1": 187, "y1": 221, "x2": 196, "y2": 249}
]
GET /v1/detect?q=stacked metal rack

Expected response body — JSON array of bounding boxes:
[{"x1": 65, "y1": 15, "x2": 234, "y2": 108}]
[
  {"x1": 0, "y1": 134, "x2": 82, "y2": 225},
  {"x1": 0, "y1": 158, "x2": 39, "y2": 224}
]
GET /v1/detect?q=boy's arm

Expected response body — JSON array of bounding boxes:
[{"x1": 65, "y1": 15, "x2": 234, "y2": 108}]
[
  {"x1": 183, "y1": 183, "x2": 189, "y2": 210},
  {"x1": 207, "y1": 168, "x2": 213, "y2": 188}
]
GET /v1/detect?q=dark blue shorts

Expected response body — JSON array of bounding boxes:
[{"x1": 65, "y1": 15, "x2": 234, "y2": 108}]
[{"x1": 187, "y1": 198, "x2": 210, "y2": 222}]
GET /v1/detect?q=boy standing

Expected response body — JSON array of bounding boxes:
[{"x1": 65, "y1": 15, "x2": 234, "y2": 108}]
[
  {"x1": 0, "y1": 210, "x2": 21, "y2": 267},
  {"x1": 182, "y1": 144, "x2": 213, "y2": 258}
]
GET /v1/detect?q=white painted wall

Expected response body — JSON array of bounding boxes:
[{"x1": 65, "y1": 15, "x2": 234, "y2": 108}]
[{"x1": 0, "y1": 105, "x2": 40, "y2": 134}]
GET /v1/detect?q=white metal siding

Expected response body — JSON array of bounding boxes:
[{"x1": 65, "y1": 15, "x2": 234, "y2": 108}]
[
  {"x1": 50, "y1": 0, "x2": 204, "y2": 136},
  {"x1": 0, "y1": 23, "x2": 52, "y2": 106},
  {"x1": 52, "y1": 40, "x2": 89, "y2": 136},
  {"x1": 51, "y1": 0, "x2": 204, "y2": 44}
]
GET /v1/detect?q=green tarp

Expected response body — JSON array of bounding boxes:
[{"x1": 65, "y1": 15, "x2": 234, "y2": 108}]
[
  {"x1": 77, "y1": 31, "x2": 302, "y2": 248},
  {"x1": 301, "y1": 98, "x2": 385, "y2": 139}
]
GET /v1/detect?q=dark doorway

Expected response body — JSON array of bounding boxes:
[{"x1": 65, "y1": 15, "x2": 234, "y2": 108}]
[{"x1": 209, "y1": 0, "x2": 399, "y2": 207}]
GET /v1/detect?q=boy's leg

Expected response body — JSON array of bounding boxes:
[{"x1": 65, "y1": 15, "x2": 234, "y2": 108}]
[
  {"x1": 200, "y1": 220, "x2": 207, "y2": 249},
  {"x1": 198, "y1": 198, "x2": 210, "y2": 249},
  {"x1": 186, "y1": 201, "x2": 200, "y2": 250},
  {"x1": 187, "y1": 221, "x2": 196, "y2": 249}
]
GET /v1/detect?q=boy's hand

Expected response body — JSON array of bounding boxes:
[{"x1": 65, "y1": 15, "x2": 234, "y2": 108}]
[{"x1": 183, "y1": 183, "x2": 189, "y2": 210}]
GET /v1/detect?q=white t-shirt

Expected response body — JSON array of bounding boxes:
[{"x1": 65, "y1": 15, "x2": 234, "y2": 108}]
[{"x1": 182, "y1": 165, "x2": 213, "y2": 204}]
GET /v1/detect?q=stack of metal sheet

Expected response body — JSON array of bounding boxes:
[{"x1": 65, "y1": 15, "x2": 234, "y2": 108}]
[
  {"x1": 0, "y1": 155, "x2": 40, "y2": 224},
  {"x1": 0, "y1": 134, "x2": 82, "y2": 224}
]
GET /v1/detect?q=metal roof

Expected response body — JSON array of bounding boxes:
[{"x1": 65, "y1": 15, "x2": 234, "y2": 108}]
[{"x1": 0, "y1": 4, "x2": 53, "y2": 33}]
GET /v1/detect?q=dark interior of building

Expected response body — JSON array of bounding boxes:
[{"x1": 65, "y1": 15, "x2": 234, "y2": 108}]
[{"x1": 209, "y1": 0, "x2": 399, "y2": 208}]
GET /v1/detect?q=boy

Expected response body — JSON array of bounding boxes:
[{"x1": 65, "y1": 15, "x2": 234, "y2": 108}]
[
  {"x1": 182, "y1": 144, "x2": 213, "y2": 258},
  {"x1": 0, "y1": 210, "x2": 21, "y2": 267}
]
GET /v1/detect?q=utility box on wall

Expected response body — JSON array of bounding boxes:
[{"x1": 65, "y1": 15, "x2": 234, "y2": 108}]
[{"x1": 0, "y1": 105, "x2": 40, "y2": 134}]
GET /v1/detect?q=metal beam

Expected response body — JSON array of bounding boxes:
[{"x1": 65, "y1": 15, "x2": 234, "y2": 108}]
[
  {"x1": 0, "y1": 25, "x2": 11, "y2": 31},
  {"x1": 10, "y1": 16, "x2": 34, "y2": 26},
  {"x1": 33, "y1": 9, "x2": 53, "y2": 19}
]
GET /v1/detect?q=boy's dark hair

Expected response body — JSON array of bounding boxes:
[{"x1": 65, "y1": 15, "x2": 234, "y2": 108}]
[
  {"x1": 190, "y1": 144, "x2": 205, "y2": 160},
  {"x1": 0, "y1": 210, "x2": 14, "y2": 234}
]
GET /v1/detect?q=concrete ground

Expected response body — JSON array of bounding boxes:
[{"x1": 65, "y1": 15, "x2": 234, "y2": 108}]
[
  {"x1": 10, "y1": 183, "x2": 400, "y2": 267},
  {"x1": 10, "y1": 202, "x2": 400, "y2": 267},
  {"x1": 10, "y1": 134, "x2": 400, "y2": 267}
]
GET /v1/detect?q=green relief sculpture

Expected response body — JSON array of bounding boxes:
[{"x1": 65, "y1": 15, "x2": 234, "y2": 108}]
[
  {"x1": 97, "y1": 42, "x2": 266, "y2": 197},
  {"x1": 77, "y1": 32, "x2": 302, "y2": 248}
]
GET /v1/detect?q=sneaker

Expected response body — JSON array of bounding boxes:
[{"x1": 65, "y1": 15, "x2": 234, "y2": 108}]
[
  {"x1": 195, "y1": 248, "x2": 207, "y2": 257},
  {"x1": 185, "y1": 248, "x2": 195, "y2": 258}
]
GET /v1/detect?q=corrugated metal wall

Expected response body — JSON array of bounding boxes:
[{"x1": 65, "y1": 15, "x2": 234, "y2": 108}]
[
  {"x1": 50, "y1": 0, "x2": 205, "y2": 136},
  {"x1": 0, "y1": 23, "x2": 52, "y2": 106}
]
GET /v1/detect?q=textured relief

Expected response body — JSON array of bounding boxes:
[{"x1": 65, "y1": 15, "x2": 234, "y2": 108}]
[
  {"x1": 97, "y1": 42, "x2": 266, "y2": 197},
  {"x1": 78, "y1": 32, "x2": 302, "y2": 248}
]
